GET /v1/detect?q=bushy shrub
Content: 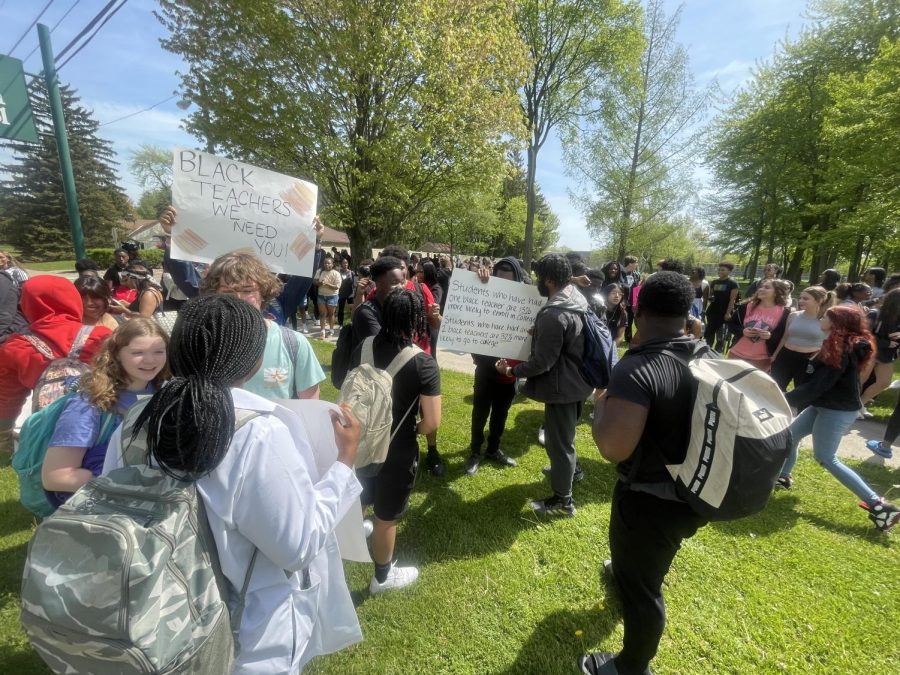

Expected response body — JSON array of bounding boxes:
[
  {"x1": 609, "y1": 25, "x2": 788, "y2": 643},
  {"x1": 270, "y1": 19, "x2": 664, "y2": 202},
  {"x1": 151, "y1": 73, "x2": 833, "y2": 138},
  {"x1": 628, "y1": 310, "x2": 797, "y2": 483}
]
[{"x1": 85, "y1": 247, "x2": 164, "y2": 269}]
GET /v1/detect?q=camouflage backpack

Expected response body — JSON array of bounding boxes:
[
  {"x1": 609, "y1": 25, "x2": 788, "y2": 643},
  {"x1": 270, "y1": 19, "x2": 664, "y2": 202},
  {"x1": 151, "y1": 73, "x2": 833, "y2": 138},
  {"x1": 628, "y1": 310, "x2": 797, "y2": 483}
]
[
  {"x1": 21, "y1": 400, "x2": 262, "y2": 674},
  {"x1": 23, "y1": 325, "x2": 93, "y2": 412}
]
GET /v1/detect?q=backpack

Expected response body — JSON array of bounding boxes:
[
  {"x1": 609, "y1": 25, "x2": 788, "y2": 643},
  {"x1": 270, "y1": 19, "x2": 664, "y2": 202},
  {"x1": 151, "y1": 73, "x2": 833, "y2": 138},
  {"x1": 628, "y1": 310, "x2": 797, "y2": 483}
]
[
  {"x1": 578, "y1": 308, "x2": 618, "y2": 389},
  {"x1": 12, "y1": 392, "x2": 117, "y2": 519},
  {"x1": 23, "y1": 325, "x2": 93, "y2": 412},
  {"x1": 338, "y1": 336, "x2": 421, "y2": 470},
  {"x1": 20, "y1": 401, "x2": 262, "y2": 674},
  {"x1": 331, "y1": 323, "x2": 355, "y2": 388},
  {"x1": 638, "y1": 343, "x2": 792, "y2": 520}
]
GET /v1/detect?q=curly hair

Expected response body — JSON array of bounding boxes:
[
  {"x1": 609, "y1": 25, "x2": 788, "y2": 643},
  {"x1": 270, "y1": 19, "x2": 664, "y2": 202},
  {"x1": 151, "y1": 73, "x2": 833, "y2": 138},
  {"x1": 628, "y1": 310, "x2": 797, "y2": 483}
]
[
  {"x1": 818, "y1": 305, "x2": 875, "y2": 370},
  {"x1": 536, "y1": 254, "x2": 572, "y2": 288},
  {"x1": 200, "y1": 252, "x2": 283, "y2": 305},
  {"x1": 80, "y1": 318, "x2": 170, "y2": 412}
]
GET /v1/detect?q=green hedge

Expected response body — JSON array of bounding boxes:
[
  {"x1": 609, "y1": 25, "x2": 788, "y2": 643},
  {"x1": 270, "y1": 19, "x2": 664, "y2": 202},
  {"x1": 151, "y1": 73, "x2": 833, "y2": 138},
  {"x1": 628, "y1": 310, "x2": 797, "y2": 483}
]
[{"x1": 85, "y1": 247, "x2": 164, "y2": 269}]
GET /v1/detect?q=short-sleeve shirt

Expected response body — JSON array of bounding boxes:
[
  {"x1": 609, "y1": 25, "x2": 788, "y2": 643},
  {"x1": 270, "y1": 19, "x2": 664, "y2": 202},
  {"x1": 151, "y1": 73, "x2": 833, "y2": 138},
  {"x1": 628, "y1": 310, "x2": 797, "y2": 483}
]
[
  {"x1": 47, "y1": 387, "x2": 151, "y2": 507},
  {"x1": 242, "y1": 322, "x2": 325, "y2": 399},
  {"x1": 707, "y1": 278, "x2": 739, "y2": 315},
  {"x1": 606, "y1": 338, "x2": 694, "y2": 485}
]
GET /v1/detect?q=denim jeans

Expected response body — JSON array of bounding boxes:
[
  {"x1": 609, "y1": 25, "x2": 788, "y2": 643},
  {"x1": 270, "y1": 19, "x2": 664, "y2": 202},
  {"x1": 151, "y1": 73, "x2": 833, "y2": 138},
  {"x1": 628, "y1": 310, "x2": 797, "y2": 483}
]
[{"x1": 781, "y1": 406, "x2": 878, "y2": 502}]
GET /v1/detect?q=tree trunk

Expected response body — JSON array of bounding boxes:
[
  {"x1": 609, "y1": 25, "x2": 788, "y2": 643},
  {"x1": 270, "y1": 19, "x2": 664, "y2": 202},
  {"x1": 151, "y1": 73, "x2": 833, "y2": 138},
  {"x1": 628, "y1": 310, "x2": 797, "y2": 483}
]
[
  {"x1": 847, "y1": 235, "x2": 864, "y2": 281},
  {"x1": 523, "y1": 139, "x2": 538, "y2": 271}
]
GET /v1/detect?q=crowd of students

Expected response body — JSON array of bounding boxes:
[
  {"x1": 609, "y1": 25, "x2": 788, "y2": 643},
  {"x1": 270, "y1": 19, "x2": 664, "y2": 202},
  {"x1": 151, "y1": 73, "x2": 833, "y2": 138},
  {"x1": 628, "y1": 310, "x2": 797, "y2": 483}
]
[{"x1": 1, "y1": 222, "x2": 898, "y2": 674}]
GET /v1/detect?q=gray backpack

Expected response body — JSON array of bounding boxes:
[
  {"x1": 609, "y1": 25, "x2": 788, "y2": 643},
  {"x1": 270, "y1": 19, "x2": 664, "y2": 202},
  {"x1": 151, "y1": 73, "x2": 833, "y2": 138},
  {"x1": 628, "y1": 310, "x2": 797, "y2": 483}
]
[{"x1": 21, "y1": 401, "x2": 262, "y2": 674}]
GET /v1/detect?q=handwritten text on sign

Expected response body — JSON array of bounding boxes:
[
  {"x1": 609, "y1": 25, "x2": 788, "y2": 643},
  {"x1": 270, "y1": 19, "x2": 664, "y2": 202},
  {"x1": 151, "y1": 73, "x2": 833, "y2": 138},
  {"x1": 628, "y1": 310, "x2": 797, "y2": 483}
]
[
  {"x1": 438, "y1": 270, "x2": 545, "y2": 360},
  {"x1": 170, "y1": 148, "x2": 318, "y2": 276}
]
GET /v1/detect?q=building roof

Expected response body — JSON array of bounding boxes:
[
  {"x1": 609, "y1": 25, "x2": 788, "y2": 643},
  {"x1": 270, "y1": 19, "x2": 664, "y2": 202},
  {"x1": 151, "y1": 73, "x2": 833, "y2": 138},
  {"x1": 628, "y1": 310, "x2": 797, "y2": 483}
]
[{"x1": 321, "y1": 224, "x2": 349, "y2": 246}]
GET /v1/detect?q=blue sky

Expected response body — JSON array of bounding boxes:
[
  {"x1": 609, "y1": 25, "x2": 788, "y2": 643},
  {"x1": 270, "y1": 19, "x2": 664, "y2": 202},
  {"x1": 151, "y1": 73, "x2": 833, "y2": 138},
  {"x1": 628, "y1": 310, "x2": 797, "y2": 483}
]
[{"x1": 1, "y1": 0, "x2": 810, "y2": 248}]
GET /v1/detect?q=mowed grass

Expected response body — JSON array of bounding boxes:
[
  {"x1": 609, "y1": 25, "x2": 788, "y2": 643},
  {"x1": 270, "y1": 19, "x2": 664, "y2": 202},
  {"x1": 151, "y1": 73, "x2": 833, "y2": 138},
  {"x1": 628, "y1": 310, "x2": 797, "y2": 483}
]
[{"x1": 0, "y1": 340, "x2": 898, "y2": 673}]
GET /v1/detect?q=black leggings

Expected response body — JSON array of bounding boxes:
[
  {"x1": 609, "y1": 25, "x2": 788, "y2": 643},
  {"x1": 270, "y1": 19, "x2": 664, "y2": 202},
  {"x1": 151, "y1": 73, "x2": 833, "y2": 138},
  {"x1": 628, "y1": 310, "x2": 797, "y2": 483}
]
[
  {"x1": 885, "y1": 396, "x2": 900, "y2": 446},
  {"x1": 771, "y1": 347, "x2": 815, "y2": 391},
  {"x1": 470, "y1": 366, "x2": 516, "y2": 454}
]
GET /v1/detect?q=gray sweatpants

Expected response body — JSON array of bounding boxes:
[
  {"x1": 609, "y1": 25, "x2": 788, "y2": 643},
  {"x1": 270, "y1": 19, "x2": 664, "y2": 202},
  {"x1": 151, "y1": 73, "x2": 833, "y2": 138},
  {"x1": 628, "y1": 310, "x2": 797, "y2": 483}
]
[{"x1": 544, "y1": 401, "x2": 583, "y2": 499}]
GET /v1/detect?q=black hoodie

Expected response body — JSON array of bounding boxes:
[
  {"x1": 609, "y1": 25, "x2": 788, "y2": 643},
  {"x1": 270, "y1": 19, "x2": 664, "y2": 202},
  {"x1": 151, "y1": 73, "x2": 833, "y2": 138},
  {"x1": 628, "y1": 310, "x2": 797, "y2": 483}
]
[{"x1": 786, "y1": 339, "x2": 872, "y2": 411}]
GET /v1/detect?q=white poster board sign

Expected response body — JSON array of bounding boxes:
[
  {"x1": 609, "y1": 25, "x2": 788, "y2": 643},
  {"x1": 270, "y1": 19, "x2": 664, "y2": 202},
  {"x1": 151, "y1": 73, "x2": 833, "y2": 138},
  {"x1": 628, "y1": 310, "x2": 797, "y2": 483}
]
[
  {"x1": 170, "y1": 148, "x2": 318, "y2": 276},
  {"x1": 439, "y1": 270, "x2": 545, "y2": 360}
]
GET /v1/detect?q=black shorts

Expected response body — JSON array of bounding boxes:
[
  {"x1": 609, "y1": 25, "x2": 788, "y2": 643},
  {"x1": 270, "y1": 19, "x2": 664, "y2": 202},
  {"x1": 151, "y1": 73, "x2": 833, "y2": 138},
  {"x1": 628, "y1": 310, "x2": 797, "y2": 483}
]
[{"x1": 359, "y1": 437, "x2": 419, "y2": 521}]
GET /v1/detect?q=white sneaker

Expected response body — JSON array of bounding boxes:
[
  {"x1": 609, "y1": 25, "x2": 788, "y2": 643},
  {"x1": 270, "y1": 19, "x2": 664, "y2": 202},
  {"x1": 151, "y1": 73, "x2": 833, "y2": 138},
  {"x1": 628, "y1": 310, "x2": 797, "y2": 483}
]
[
  {"x1": 537, "y1": 427, "x2": 545, "y2": 446},
  {"x1": 363, "y1": 518, "x2": 374, "y2": 539},
  {"x1": 369, "y1": 563, "x2": 419, "y2": 594},
  {"x1": 890, "y1": 379, "x2": 900, "y2": 391}
]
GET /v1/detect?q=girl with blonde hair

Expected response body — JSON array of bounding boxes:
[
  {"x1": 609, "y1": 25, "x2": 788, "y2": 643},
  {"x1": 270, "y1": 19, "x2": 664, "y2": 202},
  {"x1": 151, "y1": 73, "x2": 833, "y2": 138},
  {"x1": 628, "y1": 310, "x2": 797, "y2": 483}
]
[
  {"x1": 770, "y1": 285, "x2": 835, "y2": 390},
  {"x1": 41, "y1": 318, "x2": 169, "y2": 508}
]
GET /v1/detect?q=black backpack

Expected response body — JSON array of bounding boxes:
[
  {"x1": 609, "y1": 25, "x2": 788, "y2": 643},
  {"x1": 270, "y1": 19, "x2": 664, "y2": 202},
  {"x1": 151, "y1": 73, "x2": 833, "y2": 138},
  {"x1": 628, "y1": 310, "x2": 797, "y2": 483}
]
[
  {"x1": 331, "y1": 323, "x2": 355, "y2": 388},
  {"x1": 578, "y1": 308, "x2": 618, "y2": 389}
]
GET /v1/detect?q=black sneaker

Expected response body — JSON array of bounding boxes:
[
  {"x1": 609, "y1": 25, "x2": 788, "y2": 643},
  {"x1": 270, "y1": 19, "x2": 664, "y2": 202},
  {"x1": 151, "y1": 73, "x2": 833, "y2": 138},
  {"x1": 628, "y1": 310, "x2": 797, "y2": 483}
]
[
  {"x1": 859, "y1": 498, "x2": 900, "y2": 532},
  {"x1": 484, "y1": 449, "x2": 517, "y2": 468},
  {"x1": 775, "y1": 474, "x2": 793, "y2": 490},
  {"x1": 530, "y1": 495, "x2": 576, "y2": 517},
  {"x1": 464, "y1": 453, "x2": 481, "y2": 476},
  {"x1": 542, "y1": 464, "x2": 584, "y2": 482},
  {"x1": 579, "y1": 652, "x2": 619, "y2": 674},
  {"x1": 425, "y1": 450, "x2": 445, "y2": 477}
]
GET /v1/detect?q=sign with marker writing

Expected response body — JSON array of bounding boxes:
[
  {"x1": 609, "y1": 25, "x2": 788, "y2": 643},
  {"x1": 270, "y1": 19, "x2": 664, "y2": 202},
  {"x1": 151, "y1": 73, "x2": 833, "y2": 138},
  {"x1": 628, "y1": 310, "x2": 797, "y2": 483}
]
[
  {"x1": 171, "y1": 148, "x2": 318, "y2": 276},
  {"x1": 439, "y1": 270, "x2": 545, "y2": 360}
]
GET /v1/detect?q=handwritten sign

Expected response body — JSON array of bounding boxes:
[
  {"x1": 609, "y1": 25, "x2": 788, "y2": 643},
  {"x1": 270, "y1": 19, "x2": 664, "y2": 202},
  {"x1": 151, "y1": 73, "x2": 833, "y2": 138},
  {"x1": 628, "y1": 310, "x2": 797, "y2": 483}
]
[
  {"x1": 171, "y1": 148, "x2": 318, "y2": 276},
  {"x1": 439, "y1": 270, "x2": 545, "y2": 360}
]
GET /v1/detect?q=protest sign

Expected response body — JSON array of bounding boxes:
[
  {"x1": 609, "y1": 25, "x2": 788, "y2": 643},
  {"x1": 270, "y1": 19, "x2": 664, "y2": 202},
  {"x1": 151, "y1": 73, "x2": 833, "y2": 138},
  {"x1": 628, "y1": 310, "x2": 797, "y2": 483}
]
[
  {"x1": 170, "y1": 148, "x2": 318, "y2": 276},
  {"x1": 439, "y1": 270, "x2": 545, "y2": 360}
]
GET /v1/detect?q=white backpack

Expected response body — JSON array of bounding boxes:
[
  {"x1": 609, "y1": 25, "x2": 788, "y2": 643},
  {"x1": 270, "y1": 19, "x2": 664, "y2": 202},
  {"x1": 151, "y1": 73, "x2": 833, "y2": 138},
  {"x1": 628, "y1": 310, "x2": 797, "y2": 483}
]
[
  {"x1": 657, "y1": 349, "x2": 792, "y2": 520},
  {"x1": 338, "y1": 337, "x2": 421, "y2": 471}
]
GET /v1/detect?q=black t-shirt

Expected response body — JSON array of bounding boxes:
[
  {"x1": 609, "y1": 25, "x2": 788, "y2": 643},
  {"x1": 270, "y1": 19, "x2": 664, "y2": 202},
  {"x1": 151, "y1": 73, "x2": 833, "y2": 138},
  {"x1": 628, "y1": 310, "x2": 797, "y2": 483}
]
[
  {"x1": 707, "y1": 277, "x2": 739, "y2": 315},
  {"x1": 351, "y1": 299, "x2": 382, "y2": 344},
  {"x1": 103, "y1": 265, "x2": 124, "y2": 287},
  {"x1": 606, "y1": 337, "x2": 695, "y2": 483},
  {"x1": 349, "y1": 336, "x2": 441, "y2": 443}
]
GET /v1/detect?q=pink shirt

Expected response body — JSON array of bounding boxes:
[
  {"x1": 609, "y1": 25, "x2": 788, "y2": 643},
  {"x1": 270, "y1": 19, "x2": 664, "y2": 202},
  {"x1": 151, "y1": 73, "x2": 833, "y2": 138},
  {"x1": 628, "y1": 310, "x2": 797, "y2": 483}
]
[{"x1": 729, "y1": 304, "x2": 784, "y2": 362}]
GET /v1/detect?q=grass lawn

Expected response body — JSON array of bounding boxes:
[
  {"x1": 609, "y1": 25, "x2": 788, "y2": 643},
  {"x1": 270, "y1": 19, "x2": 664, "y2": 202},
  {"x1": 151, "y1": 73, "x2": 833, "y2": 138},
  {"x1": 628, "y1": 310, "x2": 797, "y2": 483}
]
[
  {"x1": 20, "y1": 261, "x2": 77, "y2": 273},
  {"x1": 1, "y1": 341, "x2": 898, "y2": 673}
]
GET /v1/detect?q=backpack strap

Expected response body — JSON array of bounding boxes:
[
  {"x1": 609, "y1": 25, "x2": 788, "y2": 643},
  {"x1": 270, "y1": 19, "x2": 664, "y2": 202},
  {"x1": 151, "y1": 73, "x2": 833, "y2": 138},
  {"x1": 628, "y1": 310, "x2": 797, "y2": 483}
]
[
  {"x1": 22, "y1": 333, "x2": 54, "y2": 359},
  {"x1": 385, "y1": 344, "x2": 423, "y2": 378},
  {"x1": 68, "y1": 325, "x2": 93, "y2": 358},
  {"x1": 280, "y1": 326, "x2": 300, "y2": 396},
  {"x1": 361, "y1": 336, "x2": 376, "y2": 367},
  {"x1": 230, "y1": 547, "x2": 259, "y2": 646}
]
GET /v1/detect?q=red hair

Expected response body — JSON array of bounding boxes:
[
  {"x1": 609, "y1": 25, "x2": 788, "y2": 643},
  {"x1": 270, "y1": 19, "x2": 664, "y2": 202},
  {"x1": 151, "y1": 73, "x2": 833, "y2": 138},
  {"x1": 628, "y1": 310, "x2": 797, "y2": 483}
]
[{"x1": 819, "y1": 305, "x2": 875, "y2": 369}]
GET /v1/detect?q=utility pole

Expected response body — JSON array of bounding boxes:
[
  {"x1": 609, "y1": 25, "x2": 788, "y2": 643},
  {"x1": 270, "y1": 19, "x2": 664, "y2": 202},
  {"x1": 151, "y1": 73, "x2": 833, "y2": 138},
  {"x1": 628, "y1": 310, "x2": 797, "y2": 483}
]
[{"x1": 37, "y1": 23, "x2": 86, "y2": 260}]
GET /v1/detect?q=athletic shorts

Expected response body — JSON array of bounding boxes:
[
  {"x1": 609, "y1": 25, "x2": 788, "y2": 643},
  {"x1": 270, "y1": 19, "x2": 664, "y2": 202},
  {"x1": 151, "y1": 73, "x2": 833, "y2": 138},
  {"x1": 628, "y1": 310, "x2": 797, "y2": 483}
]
[
  {"x1": 319, "y1": 294, "x2": 339, "y2": 306},
  {"x1": 359, "y1": 438, "x2": 419, "y2": 521}
]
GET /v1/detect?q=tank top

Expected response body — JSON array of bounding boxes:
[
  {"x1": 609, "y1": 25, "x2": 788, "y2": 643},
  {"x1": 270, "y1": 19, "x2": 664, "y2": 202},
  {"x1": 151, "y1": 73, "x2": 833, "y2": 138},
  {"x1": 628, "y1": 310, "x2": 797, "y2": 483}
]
[{"x1": 785, "y1": 312, "x2": 824, "y2": 349}]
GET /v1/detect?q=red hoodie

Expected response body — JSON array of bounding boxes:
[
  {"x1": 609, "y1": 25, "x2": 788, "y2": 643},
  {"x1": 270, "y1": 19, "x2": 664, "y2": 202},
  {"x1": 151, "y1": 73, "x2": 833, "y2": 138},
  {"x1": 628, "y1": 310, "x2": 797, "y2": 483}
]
[{"x1": 0, "y1": 276, "x2": 111, "y2": 420}]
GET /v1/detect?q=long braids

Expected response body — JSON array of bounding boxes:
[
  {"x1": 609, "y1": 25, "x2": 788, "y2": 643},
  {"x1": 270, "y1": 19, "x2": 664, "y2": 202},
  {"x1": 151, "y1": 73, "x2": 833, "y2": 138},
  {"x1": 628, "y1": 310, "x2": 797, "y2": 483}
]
[
  {"x1": 377, "y1": 288, "x2": 426, "y2": 350},
  {"x1": 133, "y1": 295, "x2": 268, "y2": 478}
]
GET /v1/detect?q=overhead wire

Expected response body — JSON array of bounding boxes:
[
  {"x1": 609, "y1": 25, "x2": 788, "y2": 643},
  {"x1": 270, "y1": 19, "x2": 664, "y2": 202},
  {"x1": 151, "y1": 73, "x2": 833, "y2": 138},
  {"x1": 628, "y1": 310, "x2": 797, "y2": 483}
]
[
  {"x1": 6, "y1": 0, "x2": 56, "y2": 56},
  {"x1": 56, "y1": 0, "x2": 128, "y2": 71},
  {"x1": 19, "y1": 0, "x2": 83, "y2": 65},
  {"x1": 99, "y1": 93, "x2": 177, "y2": 127},
  {"x1": 53, "y1": 0, "x2": 118, "y2": 62}
]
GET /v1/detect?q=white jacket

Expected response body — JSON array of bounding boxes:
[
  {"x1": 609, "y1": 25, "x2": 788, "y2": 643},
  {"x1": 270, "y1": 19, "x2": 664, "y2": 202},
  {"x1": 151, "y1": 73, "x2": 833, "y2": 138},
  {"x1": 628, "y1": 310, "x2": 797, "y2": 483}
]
[{"x1": 103, "y1": 388, "x2": 363, "y2": 673}]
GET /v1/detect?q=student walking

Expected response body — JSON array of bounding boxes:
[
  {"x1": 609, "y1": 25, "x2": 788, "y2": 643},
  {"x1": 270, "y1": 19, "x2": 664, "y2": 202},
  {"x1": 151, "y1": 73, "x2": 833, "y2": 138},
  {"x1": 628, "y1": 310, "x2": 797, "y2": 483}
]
[
  {"x1": 776, "y1": 305, "x2": 900, "y2": 533},
  {"x1": 770, "y1": 286, "x2": 834, "y2": 390}
]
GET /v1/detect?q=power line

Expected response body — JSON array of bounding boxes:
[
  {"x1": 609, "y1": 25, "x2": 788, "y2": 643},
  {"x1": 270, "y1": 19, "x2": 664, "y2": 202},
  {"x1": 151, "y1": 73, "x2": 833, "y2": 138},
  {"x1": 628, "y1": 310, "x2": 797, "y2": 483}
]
[
  {"x1": 56, "y1": 0, "x2": 128, "y2": 71},
  {"x1": 54, "y1": 0, "x2": 118, "y2": 62},
  {"x1": 98, "y1": 93, "x2": 177, "y2": 127},
  {"x1": 20, "y1": 0, "x2": 83, "y2": 65},
  {"x1": 6, "y1": 0, "x2": 56, "y2": 56}
]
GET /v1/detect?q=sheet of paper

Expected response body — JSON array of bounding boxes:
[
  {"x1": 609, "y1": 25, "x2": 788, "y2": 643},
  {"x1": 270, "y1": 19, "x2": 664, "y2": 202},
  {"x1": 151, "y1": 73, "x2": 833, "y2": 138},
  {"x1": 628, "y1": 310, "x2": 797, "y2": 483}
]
[
  {"x1": 277, "y1": 400, "x2": 371, "y2": 563},
  {"x1": 171, "y1": 148, "x2": 318, "y2": 276},
  {"x1": 438, "y1": 269, "x2": 545, "y2": 360}
]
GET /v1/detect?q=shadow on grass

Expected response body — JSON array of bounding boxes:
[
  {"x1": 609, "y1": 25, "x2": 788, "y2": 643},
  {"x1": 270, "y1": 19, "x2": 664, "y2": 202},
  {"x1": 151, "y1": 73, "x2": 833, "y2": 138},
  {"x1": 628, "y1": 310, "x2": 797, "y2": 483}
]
[
  {"x1": 710, "y1": 492, "x2": 802, "y2": 537},
  {"x1": 500, "y1": 605, "x2": 617, "y2": 675},
  {"x1": 0, "y1": 645, "x2": 49, "y2": 674},
  {"x1": 0, "y1": 498, "x2": 36, "y2": 540}
]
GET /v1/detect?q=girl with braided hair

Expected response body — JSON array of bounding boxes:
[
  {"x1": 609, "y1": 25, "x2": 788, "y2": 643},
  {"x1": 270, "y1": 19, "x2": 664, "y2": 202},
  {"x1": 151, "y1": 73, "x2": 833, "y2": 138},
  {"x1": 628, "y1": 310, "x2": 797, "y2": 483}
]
[
  {"x1": 348, "y1": 288, "x2": 442, "y2": 593},
  {"x1": 776, "y1": 305, "x2": 900, "y2": 532},
  {"x1": 102, "y1": 294, "x2": 365, "y2": 672}
]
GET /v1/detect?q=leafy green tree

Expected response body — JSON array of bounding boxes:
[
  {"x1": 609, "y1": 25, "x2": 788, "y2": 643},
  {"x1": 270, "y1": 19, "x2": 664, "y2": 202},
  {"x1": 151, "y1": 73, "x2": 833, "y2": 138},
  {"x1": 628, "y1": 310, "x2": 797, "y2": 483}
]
[
  {"x1": 565, "y1": 0, "x2": 713, "y2": 262},
  {"x1": 130, "y1": 144, "x2": 173, "y2": 219},
  {"x1": 516, "y1": 0, "x2": 641, "y2": 269},
  {"x1": 0, "y1": 81, "x2": 130, "y2": 260},
  {"x1": 157, "y1": 0, "x2": 527, "y2": 264}
]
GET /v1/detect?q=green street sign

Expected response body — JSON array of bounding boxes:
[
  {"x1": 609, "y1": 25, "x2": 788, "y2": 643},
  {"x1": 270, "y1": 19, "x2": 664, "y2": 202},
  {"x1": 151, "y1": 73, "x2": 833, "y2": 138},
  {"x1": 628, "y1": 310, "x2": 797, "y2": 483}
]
[{"x1": 0, "y1": 55, "x2": 39, "y2": 143}]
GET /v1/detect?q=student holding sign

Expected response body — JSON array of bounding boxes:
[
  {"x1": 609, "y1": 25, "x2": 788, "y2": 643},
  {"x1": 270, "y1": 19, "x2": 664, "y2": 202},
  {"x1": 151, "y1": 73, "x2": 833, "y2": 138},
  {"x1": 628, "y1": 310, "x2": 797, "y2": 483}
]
[{"x1": 465, "y1": 258, "x2": 530, "y2": 475}]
